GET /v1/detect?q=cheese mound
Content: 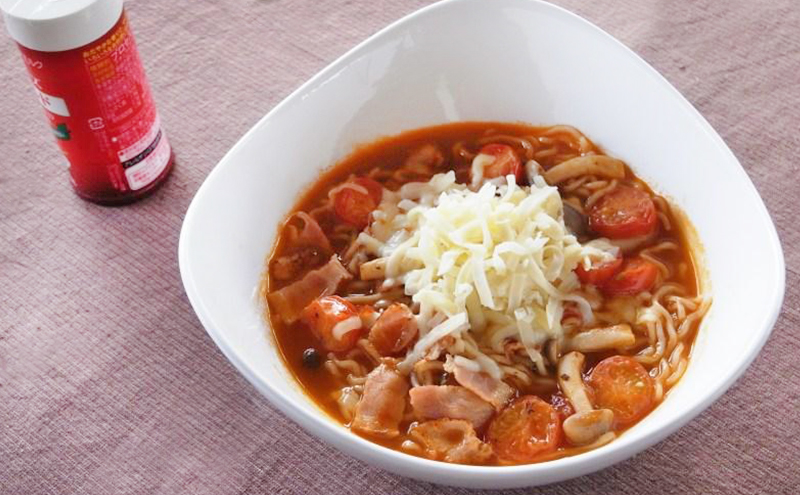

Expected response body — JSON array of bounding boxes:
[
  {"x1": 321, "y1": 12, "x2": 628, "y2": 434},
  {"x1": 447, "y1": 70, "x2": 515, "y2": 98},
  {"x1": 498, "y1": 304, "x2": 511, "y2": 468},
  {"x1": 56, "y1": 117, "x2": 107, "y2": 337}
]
[{"x1": 358, "y1": 171, "x2": 618, "y2": 376}]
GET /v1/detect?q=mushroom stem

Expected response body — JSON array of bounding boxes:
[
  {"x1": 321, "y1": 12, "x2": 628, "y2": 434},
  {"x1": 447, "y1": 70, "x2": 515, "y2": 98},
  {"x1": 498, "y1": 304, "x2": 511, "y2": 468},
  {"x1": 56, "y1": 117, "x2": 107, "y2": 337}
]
[
  {"x1": 562, "y1": 201, "x2": 589, "y2": 237},
  {"x1": 557, "y1": 352, "x2": 593, "y2": 413},
  {"x1": 524, "y1": 159, "x2": 544, "y2": 183},
  {"x1": 564, "y1": 324, "x2": 635, "y2": 353},
  {"x1": 563, "y1": 409, "x2": 615, "y2": 445},
  {"x1": 558, "y1": 351, "x2": 615, "y2": 445},
  {"x1": 543, "y1": 155, "x2": 626, "y2": 184},
  {"x1": 360, "y1": 258, "x2": 388, "y2": 280}
]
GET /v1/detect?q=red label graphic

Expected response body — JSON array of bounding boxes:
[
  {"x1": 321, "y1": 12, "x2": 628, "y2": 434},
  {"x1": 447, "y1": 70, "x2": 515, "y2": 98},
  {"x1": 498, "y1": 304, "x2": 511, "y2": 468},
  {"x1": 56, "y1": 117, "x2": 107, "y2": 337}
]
[{"x1": 18, "y1": 12, "x2": 173, "y2": 202}]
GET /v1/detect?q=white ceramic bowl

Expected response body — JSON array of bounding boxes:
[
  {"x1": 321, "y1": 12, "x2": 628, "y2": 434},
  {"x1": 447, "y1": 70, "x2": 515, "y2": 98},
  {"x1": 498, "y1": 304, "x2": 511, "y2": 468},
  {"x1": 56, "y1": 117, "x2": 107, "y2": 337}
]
[{"x1": 179, "y1": 0, "x2": 785, "y2": 488}]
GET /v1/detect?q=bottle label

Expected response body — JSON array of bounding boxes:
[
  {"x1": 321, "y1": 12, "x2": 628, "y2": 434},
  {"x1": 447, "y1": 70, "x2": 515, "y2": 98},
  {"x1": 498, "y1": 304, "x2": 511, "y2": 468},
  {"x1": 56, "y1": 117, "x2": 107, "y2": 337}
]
[
  {"x1": 119, "y1": 115, "x2": 172, "y2": 190},
  {"x1": 18, "y1": 12, "x2": 171, "y2": 198}
]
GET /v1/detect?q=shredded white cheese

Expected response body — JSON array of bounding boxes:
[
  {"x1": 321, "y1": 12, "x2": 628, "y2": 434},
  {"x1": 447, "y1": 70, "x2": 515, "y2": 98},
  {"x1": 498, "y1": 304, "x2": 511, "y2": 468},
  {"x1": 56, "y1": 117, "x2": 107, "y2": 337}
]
[
  {"x1": 398, "y1": 312, "x2": 469, "y2": 373},
  {"x1": 363, "y1": 171, "x2": 618, "y2": 377},
  {"x1": 331, "y1": 316, "x2": 362, "y2": 340},
  {"x1": 470, "y1": 153, "x2": 495, "y2": 188}
]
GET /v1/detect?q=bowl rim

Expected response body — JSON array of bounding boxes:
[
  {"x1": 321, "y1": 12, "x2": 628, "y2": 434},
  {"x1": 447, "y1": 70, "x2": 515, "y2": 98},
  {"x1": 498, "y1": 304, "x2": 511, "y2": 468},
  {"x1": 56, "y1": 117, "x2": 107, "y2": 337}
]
[{"x1": 178, "y1": 0, "x2": 786, "y2": 485}]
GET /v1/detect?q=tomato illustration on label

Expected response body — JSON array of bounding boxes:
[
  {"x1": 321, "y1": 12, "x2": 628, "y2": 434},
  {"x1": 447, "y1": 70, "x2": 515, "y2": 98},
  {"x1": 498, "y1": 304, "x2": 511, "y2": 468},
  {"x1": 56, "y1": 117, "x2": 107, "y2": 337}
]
[{"x1": 52, "y1": 123, "x2": 71, "y2": 140}]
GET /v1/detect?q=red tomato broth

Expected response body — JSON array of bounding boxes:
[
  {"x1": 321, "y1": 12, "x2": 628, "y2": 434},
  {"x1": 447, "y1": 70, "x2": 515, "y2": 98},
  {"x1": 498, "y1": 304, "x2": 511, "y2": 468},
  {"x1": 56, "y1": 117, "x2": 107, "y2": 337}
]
[{"x1": 263, "y1": 122, "x2": 704, "y2": 465}]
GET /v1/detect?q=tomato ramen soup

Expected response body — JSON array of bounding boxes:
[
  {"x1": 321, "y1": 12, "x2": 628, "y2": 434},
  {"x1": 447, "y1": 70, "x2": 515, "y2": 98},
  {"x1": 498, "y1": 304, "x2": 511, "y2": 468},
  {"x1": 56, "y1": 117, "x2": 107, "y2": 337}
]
[{"x1": 263, "y1": 122, "x2": 710, "y2": 465}]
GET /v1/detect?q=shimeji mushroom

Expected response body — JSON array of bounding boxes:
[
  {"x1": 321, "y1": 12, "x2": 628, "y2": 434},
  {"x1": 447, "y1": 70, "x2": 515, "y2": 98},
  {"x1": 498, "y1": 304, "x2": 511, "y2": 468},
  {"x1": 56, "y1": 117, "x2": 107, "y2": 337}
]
[
  {"x1": 542, "y1": 155, "x2": 626, "y2": 185},
  {"x1": 360, "y1": 257, "x2": 388, "y2": 280},
  {"x1": 558, "y1": 351, "x2": 615, "y2": 445},
  {"x1": 524, "y1": 159, "x2": 544, "y2": 184},
  {"x1": 564, "y1": 324, "x2": 635, "y2": 353}
]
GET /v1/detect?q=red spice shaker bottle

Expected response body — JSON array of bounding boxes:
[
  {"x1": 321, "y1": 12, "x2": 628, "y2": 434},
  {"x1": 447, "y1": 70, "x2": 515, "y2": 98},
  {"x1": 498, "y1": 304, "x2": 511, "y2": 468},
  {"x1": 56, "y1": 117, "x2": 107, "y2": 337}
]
[{"x1": 1, "y1": 0, "x2": 174, "y2": 205}]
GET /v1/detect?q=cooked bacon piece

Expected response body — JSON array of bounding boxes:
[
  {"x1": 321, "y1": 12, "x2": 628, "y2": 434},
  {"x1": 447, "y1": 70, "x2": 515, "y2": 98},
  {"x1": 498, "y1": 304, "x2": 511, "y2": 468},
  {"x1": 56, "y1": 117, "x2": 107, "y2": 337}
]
[
  {"x1": 267, "y1": 256, "x2": 351, "y2": 323},
  {"x1": 351, "y1": 365, "x2": 409, "y2": 439},
  {"x1": 451, "y1": 364, "x2": 514, "y2": 410},
  {"x1": 289, "y1": 212, "x2": 332, "y2": 252},
  {"x1": 270, "y1": 248, "x2": 326, "y2": 281},
  {"x1": 408, "y1": 385, "x2": 495, "y2": 430},
  {"x1": 404, "y1": 144, "x2": 445, "y2": 174},
  {"x1": 270, "y1": 212, "x2": 332, "y2": 281},
  {"x1": 368, "y1": 303, "x2": 418, "y2": 356},
  {"x1": 409, "y1": 419, "x2": 493, "y2": 465},
  {"x1": 420, "y1": 335, "x2": 455, "y2": 362}
]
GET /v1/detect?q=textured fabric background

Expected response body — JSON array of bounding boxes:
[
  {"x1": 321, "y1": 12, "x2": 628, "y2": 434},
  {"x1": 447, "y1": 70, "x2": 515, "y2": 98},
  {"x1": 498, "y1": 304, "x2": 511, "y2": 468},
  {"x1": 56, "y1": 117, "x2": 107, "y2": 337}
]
[{"x1": 1, "y1": 0, "x2": 798, "y2": 493}]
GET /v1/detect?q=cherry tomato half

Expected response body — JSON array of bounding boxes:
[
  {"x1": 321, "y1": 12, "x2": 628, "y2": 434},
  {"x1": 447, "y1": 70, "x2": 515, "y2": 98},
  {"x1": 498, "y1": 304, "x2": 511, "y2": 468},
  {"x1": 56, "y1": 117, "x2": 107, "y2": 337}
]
[
  {"x1": 588, "y1": 356, "x2": 654, "y2": 428},
  {"x1": 368, "y1": 303, "x2": 418, "y2": 356},
  {"x1": 333, "y1": 177, "x2": 384, "y2": 229},
  {"x1": 479, "y1": 144, "x2": 522, "y2": 181},
  {"x1": 602, "y1": 258, "x2": 659, "y2": 296},
  {"x1": 575, "y1": 256, "x2": 624, "y2": 286},
  {"x1": 301, "y1": 295, "x2": 363, "y2": 352},
  {"x1": 487, "y1": 396, "x2": 562, "y2": 463},
  {"x1": 589, "y1": 186, "x2": 657, "y2": 239}
]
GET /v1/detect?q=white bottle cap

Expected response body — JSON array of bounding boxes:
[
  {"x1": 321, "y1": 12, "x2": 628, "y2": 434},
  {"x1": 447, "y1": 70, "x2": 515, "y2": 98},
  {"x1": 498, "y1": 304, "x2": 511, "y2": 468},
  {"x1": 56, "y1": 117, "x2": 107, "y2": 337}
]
[{"x1": 1, "y1": 0, "x2": 124, "y2": 52}]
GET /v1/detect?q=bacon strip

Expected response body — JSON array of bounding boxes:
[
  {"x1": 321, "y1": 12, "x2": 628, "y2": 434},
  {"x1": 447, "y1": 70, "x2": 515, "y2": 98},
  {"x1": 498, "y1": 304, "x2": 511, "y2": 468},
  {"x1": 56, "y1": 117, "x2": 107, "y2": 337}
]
[
  {"x1": 267, "y1": 255, "x2": 351, "y2": 323},
  {"x1": 351, "y1": 365, "x2": 409, "y2": 439},
  {"x1": 404, "y1": 144, "x2": 444, "y2": 174},
  {"x1": 290, "y1": 212, "x2": 332, "y2": 253},
  {"x1": 409, "y1": 385, "x2": 494, "y2": 430},
  {"x1": 410, "y1": 419, "x2": 493, "y2": 465},
  {"x1": 451, "y1": 365, "x2": 514, "y2": 410}
]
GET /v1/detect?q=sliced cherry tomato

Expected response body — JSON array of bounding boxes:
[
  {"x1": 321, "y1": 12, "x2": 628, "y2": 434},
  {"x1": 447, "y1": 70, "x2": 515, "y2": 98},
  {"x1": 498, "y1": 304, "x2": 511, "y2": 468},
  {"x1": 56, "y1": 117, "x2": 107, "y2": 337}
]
[
  {"x1": 354, "y1": 177, "x2": 383, "y2": 204},
  {"x1": 602, "y1": 258, "x2": 658, "y2": 296},
  {"x1": 479, "y1": 144, "x2": 522, "y2": 181},
  {"x1": 587, "y1": 356, "x2": 654, "y2": 428},
  {"x1": 301, "y1": 295, "x2": 363, "y2": 352},
  {"x1": 575, "y1": 256, "x2": 624, "y2": 286},
  {"x1": 358, "y1": 304, "x2": 379, "y2": 328},
  {"x1": 589, "y1": 186, "x2": 657, "y2": 239},
  {"x1": 333, "y1": 177, "x2": 384, "y2": 229},
  {"x1": 487, "y1": 396, "x2": 562, "y2": 463},
  {"x1": 368, "y1": 303, "x2": 418, "y2": 356}
]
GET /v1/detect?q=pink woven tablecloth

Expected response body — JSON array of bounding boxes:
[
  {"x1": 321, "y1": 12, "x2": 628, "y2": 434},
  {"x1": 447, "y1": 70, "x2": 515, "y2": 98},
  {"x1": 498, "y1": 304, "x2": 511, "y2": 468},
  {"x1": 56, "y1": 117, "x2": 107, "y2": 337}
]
[{"x1": 1, "y1": 0, "x2": 798, "y2": 493}]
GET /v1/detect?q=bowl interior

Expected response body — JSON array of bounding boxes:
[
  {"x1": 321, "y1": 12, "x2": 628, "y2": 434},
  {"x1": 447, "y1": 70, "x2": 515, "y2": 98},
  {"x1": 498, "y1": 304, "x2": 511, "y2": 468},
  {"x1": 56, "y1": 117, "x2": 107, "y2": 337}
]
[{"x1": 179, "y1": 0, "x2": 784, "y2": 488}]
